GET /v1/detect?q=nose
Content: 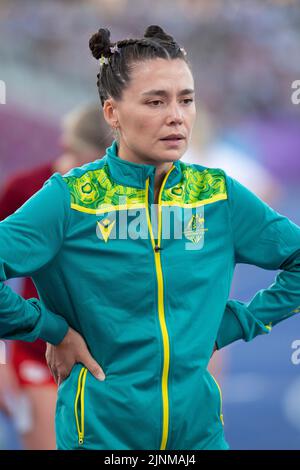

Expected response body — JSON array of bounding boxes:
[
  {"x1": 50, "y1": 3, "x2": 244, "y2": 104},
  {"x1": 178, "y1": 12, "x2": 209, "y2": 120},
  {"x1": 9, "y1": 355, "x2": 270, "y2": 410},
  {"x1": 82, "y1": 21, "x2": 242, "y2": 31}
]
[{"x1": 166, "y1": 101, "x2": 184, "y2": 125}]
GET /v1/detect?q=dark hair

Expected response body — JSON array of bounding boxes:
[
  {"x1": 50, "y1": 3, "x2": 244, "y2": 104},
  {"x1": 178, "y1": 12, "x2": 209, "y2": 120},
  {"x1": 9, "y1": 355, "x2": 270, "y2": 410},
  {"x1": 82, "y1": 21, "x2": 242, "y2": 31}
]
[{"x1": 88, "y1": 25, "x2": 191, "y2": 108}]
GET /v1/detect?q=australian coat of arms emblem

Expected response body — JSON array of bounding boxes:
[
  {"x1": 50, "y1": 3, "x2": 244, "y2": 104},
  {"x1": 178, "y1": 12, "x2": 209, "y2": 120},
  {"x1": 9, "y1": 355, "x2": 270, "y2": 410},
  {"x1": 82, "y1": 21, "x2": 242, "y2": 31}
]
[{"x1": 183, "y1": 213, "x2": 207, "y2": 244}]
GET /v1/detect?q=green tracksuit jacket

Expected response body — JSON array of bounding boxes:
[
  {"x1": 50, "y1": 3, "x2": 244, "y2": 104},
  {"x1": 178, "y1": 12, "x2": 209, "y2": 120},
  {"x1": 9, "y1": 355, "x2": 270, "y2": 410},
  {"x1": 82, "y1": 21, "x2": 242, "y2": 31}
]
[{"x1": 1, "y1": 140, "x2": 300, "y2": 450}]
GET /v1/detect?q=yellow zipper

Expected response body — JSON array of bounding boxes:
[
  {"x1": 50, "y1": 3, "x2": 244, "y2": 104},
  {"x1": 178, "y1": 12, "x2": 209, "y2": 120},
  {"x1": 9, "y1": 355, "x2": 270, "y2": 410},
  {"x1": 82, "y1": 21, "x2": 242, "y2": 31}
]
[
  {"x1": 209, "y1": 372, "x2": 224, "y2": 426},
  {"x1": 145, "y1": 165, "x2": 174, "y2": 450},
  {"x1": 74, "y1": 366, "x2": 88, "y2": 445}
]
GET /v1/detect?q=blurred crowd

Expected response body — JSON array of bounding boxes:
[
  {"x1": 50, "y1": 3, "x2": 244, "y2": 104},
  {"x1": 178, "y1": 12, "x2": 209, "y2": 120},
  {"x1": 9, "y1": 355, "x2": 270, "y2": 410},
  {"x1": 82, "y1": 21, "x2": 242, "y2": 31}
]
[{"x1": 0, "y1": 0, "x2": 300, "y2": 125}]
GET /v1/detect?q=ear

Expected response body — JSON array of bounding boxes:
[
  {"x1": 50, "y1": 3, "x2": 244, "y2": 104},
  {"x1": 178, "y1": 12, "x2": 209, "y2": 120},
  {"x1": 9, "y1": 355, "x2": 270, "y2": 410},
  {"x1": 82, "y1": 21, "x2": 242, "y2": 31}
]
[{"x1": 103, "y1": 98, "x2": 119, "y2": 129}]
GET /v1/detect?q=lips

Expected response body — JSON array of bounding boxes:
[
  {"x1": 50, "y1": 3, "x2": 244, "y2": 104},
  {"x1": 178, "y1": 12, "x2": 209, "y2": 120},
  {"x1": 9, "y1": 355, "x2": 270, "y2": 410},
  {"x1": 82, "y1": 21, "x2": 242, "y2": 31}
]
[{"x1": 160, "y1": 134, "x2": 185, "y2": 140}]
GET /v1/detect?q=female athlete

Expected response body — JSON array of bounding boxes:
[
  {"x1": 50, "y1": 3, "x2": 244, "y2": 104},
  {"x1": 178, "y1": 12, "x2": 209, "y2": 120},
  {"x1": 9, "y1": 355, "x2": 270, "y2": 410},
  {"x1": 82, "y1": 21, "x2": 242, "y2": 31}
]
[{"x1": 1, "y1": 25, "x2": 300, "y2": 450}]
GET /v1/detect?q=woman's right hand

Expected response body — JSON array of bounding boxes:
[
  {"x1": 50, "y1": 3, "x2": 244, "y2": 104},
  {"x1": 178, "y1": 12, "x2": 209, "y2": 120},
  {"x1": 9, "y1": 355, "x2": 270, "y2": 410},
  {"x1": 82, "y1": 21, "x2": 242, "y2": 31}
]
[{"x1": 45, "y1": 327, "x2": 105, "y2": 386}]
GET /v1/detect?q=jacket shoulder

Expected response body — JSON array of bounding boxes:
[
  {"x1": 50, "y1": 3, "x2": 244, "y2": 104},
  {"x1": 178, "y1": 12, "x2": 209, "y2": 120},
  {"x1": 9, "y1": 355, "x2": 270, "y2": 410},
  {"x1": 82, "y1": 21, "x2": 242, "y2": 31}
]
[
  {"x1": 176, "y1": 161, "x2": 228, "y2": 203},
  {"x1": 60, "y1": 157, "x2": 111, "y2": 211},
  {"x1": 180, "y1": 160, "x2": 227, "y2": 178},
  {"x1": 61, "y1": 156, "x2": 107, "y2": 180}
]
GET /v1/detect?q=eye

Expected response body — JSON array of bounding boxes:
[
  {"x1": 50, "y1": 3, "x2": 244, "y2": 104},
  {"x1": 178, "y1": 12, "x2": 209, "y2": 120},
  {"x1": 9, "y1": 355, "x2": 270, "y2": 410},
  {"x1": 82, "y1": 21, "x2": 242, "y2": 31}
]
[
  {"x1": 148, "y1": 100, "x2": 163, "y2": 106},
  {"x1": 182, "y1": 98, "x2": 194, "y2": 104}
]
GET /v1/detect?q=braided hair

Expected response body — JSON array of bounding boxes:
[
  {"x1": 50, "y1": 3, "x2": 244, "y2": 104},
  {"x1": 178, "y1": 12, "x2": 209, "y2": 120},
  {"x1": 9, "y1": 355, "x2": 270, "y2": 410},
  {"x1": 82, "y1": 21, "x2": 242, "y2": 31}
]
[{"x1": 88, "y1": 25, "x2": 190, "y2": 108}]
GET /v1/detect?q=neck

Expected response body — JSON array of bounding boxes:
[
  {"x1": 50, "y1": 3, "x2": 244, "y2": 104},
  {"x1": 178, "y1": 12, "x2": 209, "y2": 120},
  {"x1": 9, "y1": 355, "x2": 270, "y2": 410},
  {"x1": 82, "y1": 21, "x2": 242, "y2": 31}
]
[
  {"x1": 153, "y1": 165, "x2": 172, "y2": 204},
  {"x1": 117, "y1": 141, "x2": 174, "y2": 202}
]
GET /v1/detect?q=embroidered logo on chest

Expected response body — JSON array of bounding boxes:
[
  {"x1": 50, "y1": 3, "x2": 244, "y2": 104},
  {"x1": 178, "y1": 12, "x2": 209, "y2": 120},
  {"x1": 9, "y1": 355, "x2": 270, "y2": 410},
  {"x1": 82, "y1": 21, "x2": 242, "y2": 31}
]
[{"x1": 183, "y1": 213, "x2": 207, "y2": 244}]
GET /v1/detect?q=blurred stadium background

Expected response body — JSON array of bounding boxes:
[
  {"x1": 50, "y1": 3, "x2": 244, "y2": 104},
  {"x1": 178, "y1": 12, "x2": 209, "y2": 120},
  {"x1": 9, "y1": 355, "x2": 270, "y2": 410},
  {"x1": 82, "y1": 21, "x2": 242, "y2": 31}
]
[{"x1": 0, "y1": 0, "x2": 300, "y2": 450}]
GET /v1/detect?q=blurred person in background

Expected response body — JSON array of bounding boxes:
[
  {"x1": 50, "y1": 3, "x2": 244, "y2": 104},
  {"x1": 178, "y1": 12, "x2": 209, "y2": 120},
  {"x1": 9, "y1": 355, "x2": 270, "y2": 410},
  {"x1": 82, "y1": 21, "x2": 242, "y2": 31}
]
[{"x1": 0, "y1": 103, "x2": 112, "y2": 449}]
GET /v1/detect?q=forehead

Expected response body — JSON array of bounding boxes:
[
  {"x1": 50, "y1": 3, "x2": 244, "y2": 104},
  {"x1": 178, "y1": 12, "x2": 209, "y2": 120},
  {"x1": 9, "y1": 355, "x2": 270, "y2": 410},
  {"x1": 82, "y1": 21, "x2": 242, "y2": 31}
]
[{"x1": 127, "y1": 58, "x2": 194, "y2": 95}]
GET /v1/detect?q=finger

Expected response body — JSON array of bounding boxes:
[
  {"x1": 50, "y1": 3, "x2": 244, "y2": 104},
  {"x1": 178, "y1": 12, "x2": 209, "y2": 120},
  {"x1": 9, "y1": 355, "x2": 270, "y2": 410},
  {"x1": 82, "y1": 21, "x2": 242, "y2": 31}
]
[
  {"x1": 45, "y1": 343, "x2": 52, "y2": 361},
  {"x1": 52, "y1": 370, "x2": 59, "y2": 386},
  {"x1": 57, "y1": 373, "x2": 66, "y2": 387},
  {"x1": 46, "y1": 358, "x2": 53, "y2": 372},
  {"x1": 51, "y1": 368, "x2": 59, "y2": 386},
  {"x1": 82, "y1": 355, "x2": 105, "y2": 381},
  {"x1": 47, "y1": 363, "x2": 55, "y2": 379},
  {"x1": 58, "y1": 370, "x2": 70, "y2": 385}
]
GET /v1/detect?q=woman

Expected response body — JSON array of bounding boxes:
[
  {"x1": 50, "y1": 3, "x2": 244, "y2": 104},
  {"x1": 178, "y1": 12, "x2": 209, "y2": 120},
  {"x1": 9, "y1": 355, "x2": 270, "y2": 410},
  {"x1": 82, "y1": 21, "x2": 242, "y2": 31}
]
[{"x1": 1, "y1": 25, "x2": 300, "y2": 450}]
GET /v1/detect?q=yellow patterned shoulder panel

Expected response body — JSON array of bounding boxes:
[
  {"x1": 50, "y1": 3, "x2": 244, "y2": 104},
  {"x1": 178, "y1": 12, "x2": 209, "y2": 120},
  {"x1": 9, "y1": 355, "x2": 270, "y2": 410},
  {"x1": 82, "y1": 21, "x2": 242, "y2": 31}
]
[
  {"x1": 162, "y1": 164, "x2": 227, "y2": 207},
  {"x1": 62, "y1": 164, "x2": 146, "y2": 213}
]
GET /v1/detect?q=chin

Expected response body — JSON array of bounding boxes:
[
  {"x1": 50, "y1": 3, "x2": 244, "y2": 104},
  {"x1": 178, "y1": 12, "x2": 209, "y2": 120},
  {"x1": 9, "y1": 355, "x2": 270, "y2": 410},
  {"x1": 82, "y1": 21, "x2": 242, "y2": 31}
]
[{"x1": 162, "y1": 148, "x2": 185, "y2": 161}]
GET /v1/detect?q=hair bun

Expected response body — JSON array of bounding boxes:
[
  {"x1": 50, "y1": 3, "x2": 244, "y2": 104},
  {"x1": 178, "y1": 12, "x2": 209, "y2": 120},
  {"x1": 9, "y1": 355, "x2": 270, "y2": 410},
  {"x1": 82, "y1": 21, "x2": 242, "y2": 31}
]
[
  {"x1": 144, "y1": 25, "x2": 174, "y2": 43},
  {"x1": 89, "y1": 28, "x2": 111, "y2": 60}
]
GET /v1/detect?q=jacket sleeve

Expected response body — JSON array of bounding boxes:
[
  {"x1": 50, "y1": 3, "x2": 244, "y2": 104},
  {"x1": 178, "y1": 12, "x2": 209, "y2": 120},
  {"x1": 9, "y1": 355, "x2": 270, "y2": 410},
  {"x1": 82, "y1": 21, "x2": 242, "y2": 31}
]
[
  {"x1": 216, "y1": 173, "x2": 300, "y2": 350},
  {"x1": 0, "y1": 172, "x2": 70, "y2": 345}
]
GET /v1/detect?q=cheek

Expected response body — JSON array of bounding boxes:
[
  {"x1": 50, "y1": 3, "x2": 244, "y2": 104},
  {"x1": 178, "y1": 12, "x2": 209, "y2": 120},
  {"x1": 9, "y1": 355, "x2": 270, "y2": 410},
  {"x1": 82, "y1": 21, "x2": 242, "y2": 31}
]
[
  {"x1": 120, "y1": 106, "x2": 147, "y2": 132},
  {"x1": 187, "y1": 109, "x2": 196, "y2": 127},
  {"x1": 132, "y1": 114, "x2": 158, "y2": 133}
]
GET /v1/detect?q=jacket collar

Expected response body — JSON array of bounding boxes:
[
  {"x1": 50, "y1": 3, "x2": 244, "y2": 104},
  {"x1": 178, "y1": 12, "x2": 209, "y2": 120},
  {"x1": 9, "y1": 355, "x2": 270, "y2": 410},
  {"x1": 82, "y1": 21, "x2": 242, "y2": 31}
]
[{"x1": 105, "y1": 140, "x2": 182, "y2": 189}]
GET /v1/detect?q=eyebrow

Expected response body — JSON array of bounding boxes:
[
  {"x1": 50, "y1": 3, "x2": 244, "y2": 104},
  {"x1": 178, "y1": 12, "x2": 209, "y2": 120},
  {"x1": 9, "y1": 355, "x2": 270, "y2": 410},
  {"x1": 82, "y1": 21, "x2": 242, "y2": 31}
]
[{"x1": 141, "y1": 88, "x2": 195, "y2": 97}]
